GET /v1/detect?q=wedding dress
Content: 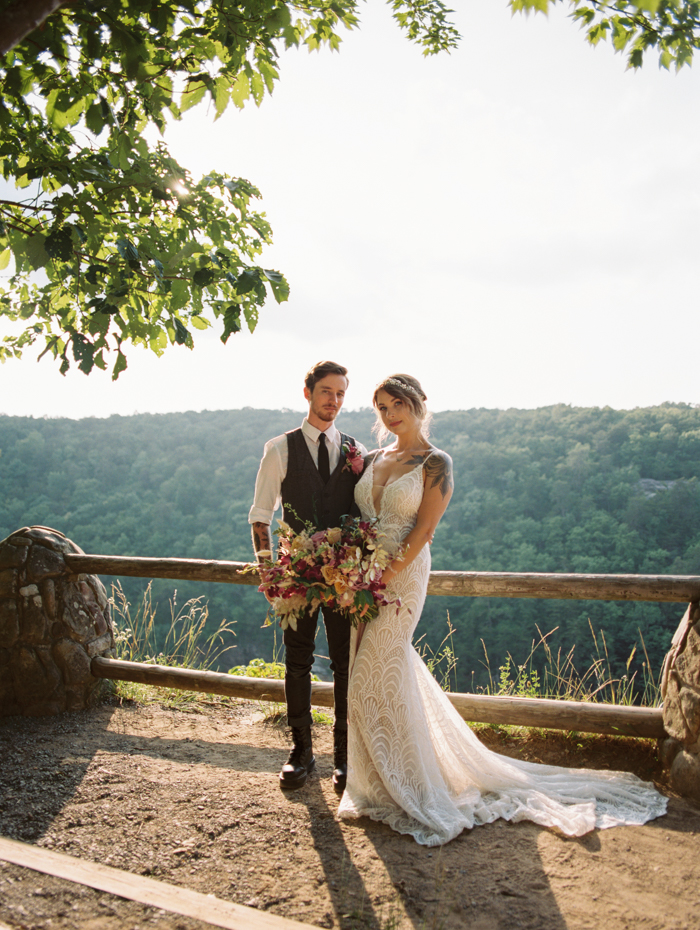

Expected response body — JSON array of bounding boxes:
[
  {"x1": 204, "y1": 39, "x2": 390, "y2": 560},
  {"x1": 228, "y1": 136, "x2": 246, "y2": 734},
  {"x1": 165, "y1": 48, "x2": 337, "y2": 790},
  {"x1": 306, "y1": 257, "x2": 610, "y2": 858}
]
[{"x1": 337, "y1": 456, "x2": 668, "y2": 846}]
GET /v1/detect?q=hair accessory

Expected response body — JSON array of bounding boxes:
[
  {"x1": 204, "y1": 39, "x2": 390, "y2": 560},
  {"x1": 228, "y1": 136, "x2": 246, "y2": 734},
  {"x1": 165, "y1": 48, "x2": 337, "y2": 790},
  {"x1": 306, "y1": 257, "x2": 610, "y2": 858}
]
[{"x1": 378, "y1": 377, "x2": 423, "y2": 399}]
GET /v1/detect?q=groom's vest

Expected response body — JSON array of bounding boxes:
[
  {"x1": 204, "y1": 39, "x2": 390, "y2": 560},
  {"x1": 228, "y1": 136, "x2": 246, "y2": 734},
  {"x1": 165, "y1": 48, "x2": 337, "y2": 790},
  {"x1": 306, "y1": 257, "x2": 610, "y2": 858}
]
[{"x1": 281, "y1": 429, "x2": 359, "y2": 534}]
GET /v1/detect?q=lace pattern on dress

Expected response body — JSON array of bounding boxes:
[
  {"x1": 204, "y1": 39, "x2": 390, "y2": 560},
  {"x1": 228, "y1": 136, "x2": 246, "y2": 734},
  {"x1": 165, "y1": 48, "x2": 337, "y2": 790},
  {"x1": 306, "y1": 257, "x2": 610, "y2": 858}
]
[{"x1": 337, "y1": 458, "x2": 667, "y2": 846}]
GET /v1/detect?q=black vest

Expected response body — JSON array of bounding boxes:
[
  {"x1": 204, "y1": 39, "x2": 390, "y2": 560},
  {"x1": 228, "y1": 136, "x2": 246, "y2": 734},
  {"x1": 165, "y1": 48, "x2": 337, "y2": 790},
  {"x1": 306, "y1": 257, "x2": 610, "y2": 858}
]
[{"x1": 281, "y1": 429, "x2": 360, "y2": 533}]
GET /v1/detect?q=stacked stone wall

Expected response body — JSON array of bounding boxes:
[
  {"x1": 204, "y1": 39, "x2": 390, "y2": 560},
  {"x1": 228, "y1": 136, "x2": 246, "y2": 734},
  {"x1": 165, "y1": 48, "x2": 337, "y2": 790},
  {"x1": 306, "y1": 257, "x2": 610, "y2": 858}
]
[
  {"x1": 0, "y1": 526, "x2": 115, "y2": 716},
  {"x1": 661, "y1": 601, "x2": 700, "y2": 801}
]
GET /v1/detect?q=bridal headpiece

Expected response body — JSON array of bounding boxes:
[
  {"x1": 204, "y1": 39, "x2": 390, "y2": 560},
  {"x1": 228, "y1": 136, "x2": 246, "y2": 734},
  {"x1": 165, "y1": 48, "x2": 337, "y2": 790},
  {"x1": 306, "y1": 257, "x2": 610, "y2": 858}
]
[{"x1": 378, "y1": 377, "x2": 423, "y2": 399}]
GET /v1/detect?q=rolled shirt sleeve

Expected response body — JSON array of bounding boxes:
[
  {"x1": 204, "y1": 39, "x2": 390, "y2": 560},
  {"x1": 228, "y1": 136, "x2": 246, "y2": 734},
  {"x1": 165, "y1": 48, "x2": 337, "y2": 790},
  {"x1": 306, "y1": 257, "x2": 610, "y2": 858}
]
[{"x1": 248, "y1": 436, "x2": 286, "y2": 526}]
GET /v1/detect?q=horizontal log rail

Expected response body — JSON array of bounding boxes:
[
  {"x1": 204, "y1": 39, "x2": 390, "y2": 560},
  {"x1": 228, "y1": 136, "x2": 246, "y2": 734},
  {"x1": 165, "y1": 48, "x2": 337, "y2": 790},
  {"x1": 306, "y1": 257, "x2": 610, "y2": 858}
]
[
  {"x1": 91, "y1": 657, "x2": 666, "y2": 739},
  {"x1": 0, "y1": 836, "x2": 315, "y2": 930},
  {"x1": 65, "y1": 553, "x2": 700, "y2": 603}
]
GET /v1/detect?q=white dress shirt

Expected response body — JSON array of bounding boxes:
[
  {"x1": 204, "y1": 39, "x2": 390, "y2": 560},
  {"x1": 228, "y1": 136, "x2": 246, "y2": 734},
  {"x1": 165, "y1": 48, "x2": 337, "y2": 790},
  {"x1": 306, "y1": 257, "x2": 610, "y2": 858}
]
[{"x1": 248, "y1": 418, "x2": 367, "y2": 526}]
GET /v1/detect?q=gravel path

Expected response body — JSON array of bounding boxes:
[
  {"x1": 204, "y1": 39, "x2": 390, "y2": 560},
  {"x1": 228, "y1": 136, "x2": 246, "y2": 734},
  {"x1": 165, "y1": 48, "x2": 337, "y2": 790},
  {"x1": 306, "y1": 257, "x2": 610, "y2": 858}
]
[{"x1": 1, "y1": 699, "x2": 698, "y2": 930}]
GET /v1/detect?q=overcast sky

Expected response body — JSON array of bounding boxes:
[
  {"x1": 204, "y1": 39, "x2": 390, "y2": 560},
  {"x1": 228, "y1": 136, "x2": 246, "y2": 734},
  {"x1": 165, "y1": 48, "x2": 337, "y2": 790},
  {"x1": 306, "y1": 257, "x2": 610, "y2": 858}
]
[{"x1": 1, "y1": 0, "x2": 699, "y2": 419}]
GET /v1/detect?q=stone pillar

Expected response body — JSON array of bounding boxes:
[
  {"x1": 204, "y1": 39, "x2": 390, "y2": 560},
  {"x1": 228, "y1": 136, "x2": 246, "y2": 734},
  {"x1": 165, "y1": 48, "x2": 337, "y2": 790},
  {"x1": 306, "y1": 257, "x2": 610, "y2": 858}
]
[
  {"x1": 660, "y1": 601, "x2": 700, "y2": 801},
  {"x1": 0, "y1": 526, "x2": 115, "y2": 716}
]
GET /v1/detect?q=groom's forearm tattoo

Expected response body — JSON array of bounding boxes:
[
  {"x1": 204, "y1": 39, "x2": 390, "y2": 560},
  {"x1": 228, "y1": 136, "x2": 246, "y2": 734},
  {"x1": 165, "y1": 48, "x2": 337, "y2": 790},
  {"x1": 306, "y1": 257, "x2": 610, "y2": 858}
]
[
  {"x1": 424, "y1": 454, "x2": 454, "y2": 498},
  {"x1": 252, "y1": 522, "x2": 272, "y2": 559}
]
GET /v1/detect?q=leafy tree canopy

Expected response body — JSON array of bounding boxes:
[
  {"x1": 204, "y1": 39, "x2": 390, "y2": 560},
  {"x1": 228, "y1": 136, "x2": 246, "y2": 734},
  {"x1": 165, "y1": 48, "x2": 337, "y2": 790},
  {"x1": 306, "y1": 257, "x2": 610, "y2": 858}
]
[
  {"x1": 0, "y1": 0, "x2": 697, "y2": 378},
  {"x1": 516, "y1": 0, "x2": 700, "y2": 71},
  {"x1": 0, "y1": 0, "x2": 459, "y2": 379}
]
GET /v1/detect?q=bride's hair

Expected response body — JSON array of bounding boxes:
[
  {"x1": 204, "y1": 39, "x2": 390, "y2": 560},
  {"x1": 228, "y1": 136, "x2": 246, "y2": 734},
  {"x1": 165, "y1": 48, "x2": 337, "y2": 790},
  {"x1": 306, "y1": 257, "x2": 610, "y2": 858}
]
[{"x1": 372, "y1": 374, "x2": 433, "y2": 445}]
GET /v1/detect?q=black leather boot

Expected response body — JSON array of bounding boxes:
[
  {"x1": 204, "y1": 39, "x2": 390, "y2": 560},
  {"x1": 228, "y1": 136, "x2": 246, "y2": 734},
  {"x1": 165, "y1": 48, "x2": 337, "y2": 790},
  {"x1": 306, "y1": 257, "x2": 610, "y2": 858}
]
[
  {"x1": 332, "y1": 727, "x2": 348, "y2": 794},
  {"x1": 279, "y1": 726, "x2": 315, "y2": 789}
]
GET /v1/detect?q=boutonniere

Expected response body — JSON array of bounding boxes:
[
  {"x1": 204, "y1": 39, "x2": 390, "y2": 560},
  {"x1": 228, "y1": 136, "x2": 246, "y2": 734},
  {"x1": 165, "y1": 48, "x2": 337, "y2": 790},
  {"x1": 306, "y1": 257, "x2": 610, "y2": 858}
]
[{"x1": 342, "y1": 443, "x2": 365, "y2": 475}]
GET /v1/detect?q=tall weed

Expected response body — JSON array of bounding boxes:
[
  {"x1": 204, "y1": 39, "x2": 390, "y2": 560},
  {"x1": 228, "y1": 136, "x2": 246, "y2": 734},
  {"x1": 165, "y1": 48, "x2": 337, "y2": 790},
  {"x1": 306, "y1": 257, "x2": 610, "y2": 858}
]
[
  {"x1": 475, "y1": 621, "x2": 661, "y2": 707},
  {"x1": 110, "y1": 581, "x2": 236, "y2": 707}
]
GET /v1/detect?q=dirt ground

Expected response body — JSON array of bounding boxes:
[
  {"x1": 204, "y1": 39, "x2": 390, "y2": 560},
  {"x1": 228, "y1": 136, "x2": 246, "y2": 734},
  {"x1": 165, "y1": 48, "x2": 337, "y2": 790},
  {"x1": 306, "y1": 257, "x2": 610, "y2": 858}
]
[{"x1": 1, "y1": 697, "x2": 699, "y2": 930}]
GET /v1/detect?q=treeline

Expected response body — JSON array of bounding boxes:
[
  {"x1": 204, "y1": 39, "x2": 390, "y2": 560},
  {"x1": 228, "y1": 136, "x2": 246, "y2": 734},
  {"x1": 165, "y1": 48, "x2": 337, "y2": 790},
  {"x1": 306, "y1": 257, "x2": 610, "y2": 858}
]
[{"x1": 1, "y1": 403, "x2": 698, "y2": 693}]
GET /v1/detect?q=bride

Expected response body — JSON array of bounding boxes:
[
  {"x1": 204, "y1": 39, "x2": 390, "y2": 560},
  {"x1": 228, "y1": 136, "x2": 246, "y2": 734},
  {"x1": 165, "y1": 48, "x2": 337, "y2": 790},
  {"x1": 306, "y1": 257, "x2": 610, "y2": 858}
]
[{"x1": 337, "y1": 374, "x2": 667, "y2": 846}]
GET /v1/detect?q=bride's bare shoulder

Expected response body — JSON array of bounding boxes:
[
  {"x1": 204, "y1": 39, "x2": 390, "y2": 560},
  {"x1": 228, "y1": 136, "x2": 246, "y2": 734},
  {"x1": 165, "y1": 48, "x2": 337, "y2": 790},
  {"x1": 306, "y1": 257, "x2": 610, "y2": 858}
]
[{"x1": 423, "y1": 448, "x2": 454, "y2": 496}]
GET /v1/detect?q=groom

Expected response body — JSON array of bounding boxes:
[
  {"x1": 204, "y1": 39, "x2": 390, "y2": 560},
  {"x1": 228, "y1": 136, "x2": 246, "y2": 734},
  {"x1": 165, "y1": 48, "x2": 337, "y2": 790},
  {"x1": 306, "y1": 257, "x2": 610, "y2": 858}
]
[{"x1": 249, "y1": 361, "x2": 366, "y2": 791}]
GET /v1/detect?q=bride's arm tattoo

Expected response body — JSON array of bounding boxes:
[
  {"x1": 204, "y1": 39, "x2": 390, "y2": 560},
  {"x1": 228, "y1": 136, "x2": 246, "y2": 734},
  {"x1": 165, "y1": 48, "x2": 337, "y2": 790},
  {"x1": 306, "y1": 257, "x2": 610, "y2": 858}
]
[
  {"x1": 424, "y1": 453, "x2": 454, "y2": 498},
  {"x1": 252, "y1": 522, "x2": 272, "y2": 559}
]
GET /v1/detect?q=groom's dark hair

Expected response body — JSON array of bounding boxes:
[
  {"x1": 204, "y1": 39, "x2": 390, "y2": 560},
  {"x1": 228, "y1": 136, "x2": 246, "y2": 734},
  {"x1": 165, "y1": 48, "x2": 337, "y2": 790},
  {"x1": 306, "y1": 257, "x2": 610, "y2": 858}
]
[{"x1": 305, "y1": 360, "x2": 348, "y2": 392}]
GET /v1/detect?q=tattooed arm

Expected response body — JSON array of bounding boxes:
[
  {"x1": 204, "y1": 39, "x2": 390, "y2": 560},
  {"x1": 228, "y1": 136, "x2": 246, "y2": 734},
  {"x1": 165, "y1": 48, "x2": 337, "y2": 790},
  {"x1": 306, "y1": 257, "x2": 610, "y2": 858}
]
[
  {"x1": 252, "y1": 522, "x2": 273, "y2": 561},
  {"x1": 252, "y1": 522, "x2": 274, "y2": 604},
  {"x1": 381, "y1": 450, "x2": 454, "y2": 585}
]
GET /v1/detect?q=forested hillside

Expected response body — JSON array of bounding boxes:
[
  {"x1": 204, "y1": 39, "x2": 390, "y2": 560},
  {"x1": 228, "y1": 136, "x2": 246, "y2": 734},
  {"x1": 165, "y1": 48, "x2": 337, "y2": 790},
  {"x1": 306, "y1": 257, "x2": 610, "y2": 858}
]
[{"x1": 1, "y1": 404, "x2": 699, "y2": 693}]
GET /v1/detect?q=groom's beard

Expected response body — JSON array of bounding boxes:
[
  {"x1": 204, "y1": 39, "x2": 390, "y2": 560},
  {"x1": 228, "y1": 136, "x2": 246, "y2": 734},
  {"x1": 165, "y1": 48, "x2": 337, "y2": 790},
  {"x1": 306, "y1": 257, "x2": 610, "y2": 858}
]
[{"x1": 311, "y1": 403, "x2": 339, "y2": 423}]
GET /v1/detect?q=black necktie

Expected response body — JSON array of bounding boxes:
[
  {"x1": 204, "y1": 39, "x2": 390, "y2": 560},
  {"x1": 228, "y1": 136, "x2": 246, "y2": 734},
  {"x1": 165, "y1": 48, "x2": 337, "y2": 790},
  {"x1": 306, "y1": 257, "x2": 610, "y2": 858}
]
[{"x1": 318, "y1": 432, "x2": 330, "y2": 483}]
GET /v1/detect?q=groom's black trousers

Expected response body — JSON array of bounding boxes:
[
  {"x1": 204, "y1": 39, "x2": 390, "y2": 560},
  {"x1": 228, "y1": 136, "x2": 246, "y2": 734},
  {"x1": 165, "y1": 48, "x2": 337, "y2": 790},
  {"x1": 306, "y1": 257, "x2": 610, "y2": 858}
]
[{"x1": 283, "y1": 604, "x2": 351, "y2": 731}]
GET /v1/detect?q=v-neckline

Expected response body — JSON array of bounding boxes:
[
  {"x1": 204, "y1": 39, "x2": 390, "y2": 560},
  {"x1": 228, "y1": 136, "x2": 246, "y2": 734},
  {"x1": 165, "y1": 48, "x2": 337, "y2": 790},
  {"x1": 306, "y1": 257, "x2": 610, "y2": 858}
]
[{"x1": 369, "y1": 456, "x2": 425, "y2": 518}]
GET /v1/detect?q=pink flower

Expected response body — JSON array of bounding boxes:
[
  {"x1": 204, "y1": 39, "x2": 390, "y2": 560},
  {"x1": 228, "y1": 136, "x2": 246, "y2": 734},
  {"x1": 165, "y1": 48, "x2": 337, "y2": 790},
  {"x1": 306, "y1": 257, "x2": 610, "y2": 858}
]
[
  {"x1": 253, "y1": 514, "x2": 401, "y2": 630},
  {"x1": 342, "y1": 443, "x2": 365, "y2": 476}
]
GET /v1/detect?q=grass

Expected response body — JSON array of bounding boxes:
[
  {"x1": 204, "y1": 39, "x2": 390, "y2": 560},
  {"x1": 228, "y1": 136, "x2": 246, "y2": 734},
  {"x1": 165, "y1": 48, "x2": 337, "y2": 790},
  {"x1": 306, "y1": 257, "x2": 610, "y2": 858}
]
[
  {"x1": 415, "y1": 613, "x2": 459, "y2": 693},
  {"x1": 473, "y1": 619, "x2": 661, "y2": 708},
  {"x1": 229, "y1": 634, "x2": 334, "y2": 725},
  {"x1": 109, "y1": 584, "x2": 661, "y2": 727},
  {"x1": 111, "y1": 582, "x2": 333, "y2": 723},
  {"x1": 110, "y1": 581, "x2": 237, "y2": 708}
]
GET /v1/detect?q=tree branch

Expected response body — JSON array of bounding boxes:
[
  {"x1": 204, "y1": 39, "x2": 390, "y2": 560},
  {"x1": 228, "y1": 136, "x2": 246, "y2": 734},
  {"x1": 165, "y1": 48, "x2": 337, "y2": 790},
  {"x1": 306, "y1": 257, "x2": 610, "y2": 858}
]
[
  {"x1": 0, "y1": 199, "x2": 46, "y2": 212},
  {"x1": 0, "y1": 0, "x2": 73, "y2": 57}
]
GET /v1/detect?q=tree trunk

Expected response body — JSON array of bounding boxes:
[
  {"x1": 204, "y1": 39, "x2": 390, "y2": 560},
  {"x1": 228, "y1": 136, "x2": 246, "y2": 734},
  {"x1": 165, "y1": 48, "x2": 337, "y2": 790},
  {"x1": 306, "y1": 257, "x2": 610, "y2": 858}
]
[{"x1": 0, "y1": 0, "x2": 72, "y2": 57}]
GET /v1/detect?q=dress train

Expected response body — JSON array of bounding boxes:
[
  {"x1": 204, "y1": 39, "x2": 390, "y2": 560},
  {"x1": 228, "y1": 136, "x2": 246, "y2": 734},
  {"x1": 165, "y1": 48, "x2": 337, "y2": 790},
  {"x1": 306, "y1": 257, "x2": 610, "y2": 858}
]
[{"x1": 337, "y1": 458, "x2": 667, "y2": 846}]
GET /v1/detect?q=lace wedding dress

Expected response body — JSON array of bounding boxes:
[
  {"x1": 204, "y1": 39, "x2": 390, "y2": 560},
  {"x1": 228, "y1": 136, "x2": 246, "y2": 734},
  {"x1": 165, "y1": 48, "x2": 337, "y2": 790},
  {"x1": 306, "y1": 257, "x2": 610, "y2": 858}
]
[{"x1": 337, "y1": 456, "x2": 668, "y2": 846}]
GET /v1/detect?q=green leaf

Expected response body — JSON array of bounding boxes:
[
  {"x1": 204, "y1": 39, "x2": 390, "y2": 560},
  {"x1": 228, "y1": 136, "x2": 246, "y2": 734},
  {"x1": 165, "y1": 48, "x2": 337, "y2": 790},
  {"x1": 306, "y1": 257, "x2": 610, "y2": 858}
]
[
  {"x1": 264, "y1": 269, "x2": 290, "y2": 303},
  {"x1": 174, "y1": 317, "x2": 190, "y2": 345},
  {"x1": 45, "y1": 227, "x2": 74, "y2": 261},
  {"x1": 231, "y1": 72, "x2": 250, "y2": 109},
  {"x1": 25, "y1": 234, "x2": 50, "y2": 270},
  {"x1": 71, "y1": 332, "x2": 95, "y2": 374},
  {"x1": 258, "y1": 59, "x2": 279, "y2": 94},
  {"x1": 243, "y1": 304, "x2": 259, "y2": 333},
  {"x1": 85, "y1": 100, "x2": 106, "y2": 135},
  {"x1": 116, "y1": 239, "x2": 139, "y2": 262},
  {"x1": 221, "y1": 305, "x2": 242, "y2": 342},
  {"x1": 0, "y1": 249, "x2": 11, "y2": 271},
  {"x1": 250, "y1": 71, "x2": 265, "y2": 106},
  {"x1": 630, "y1": 0, "x2": 660, "y2": 12},
  {"x1": 112, "y1": 350, "x2": 127, "y2": 381},
  {"x1": 214, "y1": 75, "x2": 230, "y2": 119},
  {"x1": 46, "y1": 89, "x2": 85, "y2": 130},
  {"x1": 193, "y1": 267, "x2": 216, "y2": 287},
  {"x1": 181, "y1": 80, "x2": 207, "y2": 114},
  {"x1": 236, "y1": 268, "x2": 259, "y2": 294},
  {"x1": 87, "y1": 310, "x2": 111, "y2": 337},
  {"x1": 85, "y1": 264, "x2": 103, "y2": 285}
]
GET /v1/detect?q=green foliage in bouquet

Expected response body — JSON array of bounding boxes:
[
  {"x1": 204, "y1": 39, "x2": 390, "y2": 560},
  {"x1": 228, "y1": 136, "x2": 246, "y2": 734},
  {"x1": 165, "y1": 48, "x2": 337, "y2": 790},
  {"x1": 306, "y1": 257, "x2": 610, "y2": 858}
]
[{"x1": 253, "y1": 514, "x2": 400, "y2": 631}]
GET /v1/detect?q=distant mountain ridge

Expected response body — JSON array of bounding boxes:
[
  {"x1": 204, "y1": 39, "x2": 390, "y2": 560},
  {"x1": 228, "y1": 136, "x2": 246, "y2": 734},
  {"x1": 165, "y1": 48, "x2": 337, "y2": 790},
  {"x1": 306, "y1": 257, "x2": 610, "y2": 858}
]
[{"x1": 1, "y1": 403, "x2": 698, "y2": 691}]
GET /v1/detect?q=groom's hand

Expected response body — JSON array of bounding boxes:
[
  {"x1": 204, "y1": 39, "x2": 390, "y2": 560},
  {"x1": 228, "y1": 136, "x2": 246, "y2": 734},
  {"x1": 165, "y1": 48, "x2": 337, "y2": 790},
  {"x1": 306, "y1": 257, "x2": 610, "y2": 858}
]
[
  {"x1": 252, "y1": 522, "x2": 272, "y2": 558},
  {"x1": 252, "y1": 522, "x2": 275, "y2": 604}
]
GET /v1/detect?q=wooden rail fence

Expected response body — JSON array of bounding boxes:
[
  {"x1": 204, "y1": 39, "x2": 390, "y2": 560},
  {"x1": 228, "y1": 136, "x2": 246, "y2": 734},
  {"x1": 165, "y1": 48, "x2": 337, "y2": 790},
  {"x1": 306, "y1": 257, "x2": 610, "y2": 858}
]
[
  {"x1": 67, "y1": 552, "x2": 700, "y2": 739},
  {"x1": 64, "y1": 553, "x2": 700, "y2": 602},
  {"x1": 91, "y1": 656, "x2": 666, "y2": 738}
]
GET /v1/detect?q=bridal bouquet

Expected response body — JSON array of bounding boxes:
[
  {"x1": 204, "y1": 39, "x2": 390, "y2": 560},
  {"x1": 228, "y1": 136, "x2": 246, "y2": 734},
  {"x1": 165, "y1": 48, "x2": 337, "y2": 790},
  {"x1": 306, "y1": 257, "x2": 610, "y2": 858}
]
[{"x1": 254, "y1": 516, "x2": 400, "y2": 631}]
